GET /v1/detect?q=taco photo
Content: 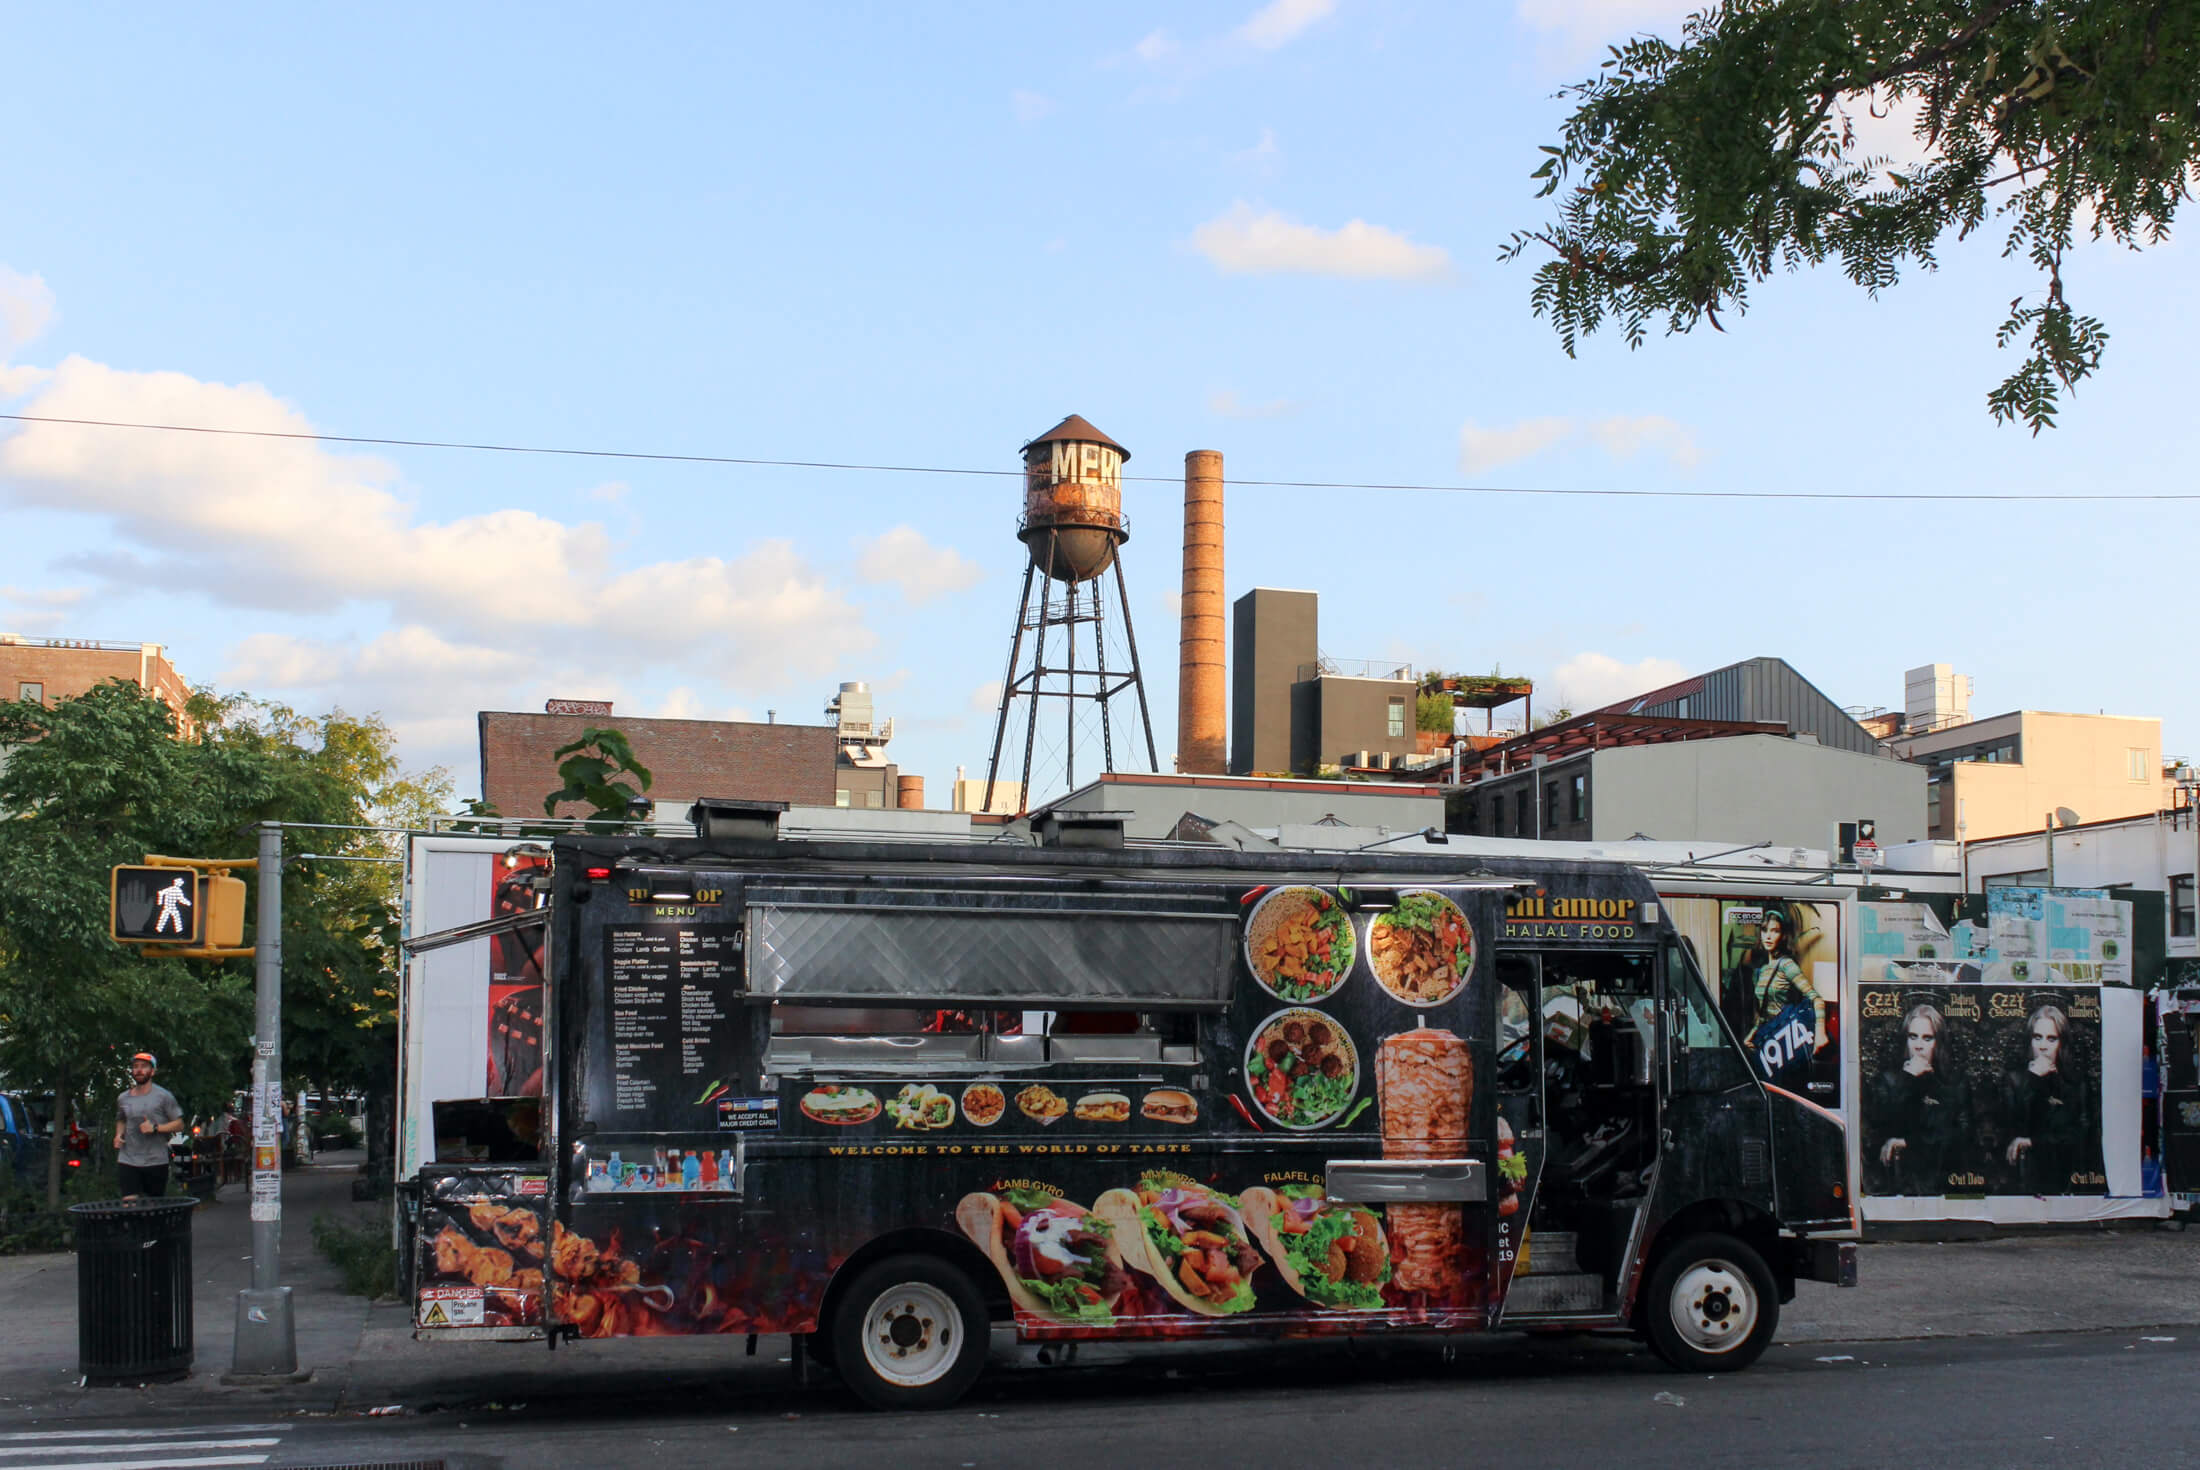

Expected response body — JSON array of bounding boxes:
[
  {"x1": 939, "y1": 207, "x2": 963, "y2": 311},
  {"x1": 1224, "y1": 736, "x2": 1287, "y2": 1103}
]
[
  {"x1": 1245, "y1": 886, "x2": 1357, "y2": 1003},
  {"x1": 1368, "y1": 890, "x2": 1474, "y2": 1006},
  {"x1": 955, "y1": 1188, "x2": 1129, "y2": 1327},
  {"x1": 1239, "y1": 1185, "x2": 1390, "y2": 1311},
  {"x1": 1097, "y1": 1174, "x2": 1264, "y2": 1317}
]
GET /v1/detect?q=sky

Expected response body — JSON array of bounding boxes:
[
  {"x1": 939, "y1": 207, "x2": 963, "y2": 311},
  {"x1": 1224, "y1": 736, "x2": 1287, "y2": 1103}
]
[{"x1": 3, "y1": 1, "x2": 2194, "y2": 810}]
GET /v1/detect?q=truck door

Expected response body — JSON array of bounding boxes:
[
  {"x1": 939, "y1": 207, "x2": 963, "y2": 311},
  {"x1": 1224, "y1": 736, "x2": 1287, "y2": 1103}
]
[{"x1": 1648, "y1": 940, "x2": 1776, "y2": 1274}]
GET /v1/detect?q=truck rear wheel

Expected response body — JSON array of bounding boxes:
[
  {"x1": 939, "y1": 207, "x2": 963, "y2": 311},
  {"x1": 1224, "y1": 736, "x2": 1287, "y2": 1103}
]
[
  {"x1": 1643, "y1": 1233, "x2": 1778, "y2": 1372},
  {"x1": 830, "y1": 1254, "x2": 988, "y2": 1410}
]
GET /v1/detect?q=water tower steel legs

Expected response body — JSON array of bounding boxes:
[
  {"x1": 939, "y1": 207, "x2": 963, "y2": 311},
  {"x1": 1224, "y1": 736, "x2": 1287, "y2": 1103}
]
[
  {"x1": 1018, "y1": 538, "x2": 1055, "y2": 814},
  {"x1": 1112, "y1": 556, "x2": 1160, "y2": 771},
  {"x1": 982, "y1": 528, "x2": 1158, "y2": 815},
  {"x1": 981, "y1": 560, "x2": 1038, "y2": 817}
]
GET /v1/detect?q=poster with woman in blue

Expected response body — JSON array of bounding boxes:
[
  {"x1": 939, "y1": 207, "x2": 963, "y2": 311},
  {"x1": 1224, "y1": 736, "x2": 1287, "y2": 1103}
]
[{"x1": 1724, "y1": 902, "x2": 1841, "y2": 1103}]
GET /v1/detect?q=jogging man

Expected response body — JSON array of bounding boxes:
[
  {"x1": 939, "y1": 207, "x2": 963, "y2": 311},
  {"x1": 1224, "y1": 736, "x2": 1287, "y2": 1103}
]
[{"x1": 113, "y1": 1052, "x2": 183, "y2": 1198}]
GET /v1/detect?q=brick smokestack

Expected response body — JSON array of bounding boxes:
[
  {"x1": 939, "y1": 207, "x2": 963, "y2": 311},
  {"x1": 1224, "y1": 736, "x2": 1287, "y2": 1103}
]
[
  {"x1": 1176, "y1": 449, "x2": 1226, "y2": 773},
  {"x1": 897, "y1": 774, "x2": 925, "y2": 810}
]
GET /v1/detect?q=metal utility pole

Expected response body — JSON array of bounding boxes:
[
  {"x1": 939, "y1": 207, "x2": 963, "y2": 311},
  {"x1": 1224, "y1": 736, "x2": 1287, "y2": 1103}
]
[{"x1": 229, "y1": 822, "x2": 299, "y2": 1379}]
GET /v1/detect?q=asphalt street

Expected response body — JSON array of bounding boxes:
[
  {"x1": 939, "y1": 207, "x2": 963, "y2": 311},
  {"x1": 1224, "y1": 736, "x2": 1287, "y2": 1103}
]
[{"x1": 12, "y1": 1327, "x2": 2194, "y2": 1470}]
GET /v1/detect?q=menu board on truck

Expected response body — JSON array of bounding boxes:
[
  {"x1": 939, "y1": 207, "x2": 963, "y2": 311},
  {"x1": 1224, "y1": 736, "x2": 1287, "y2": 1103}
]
[{"x1": 592, "y1": 921, "x2": 745, "y2": 1131}]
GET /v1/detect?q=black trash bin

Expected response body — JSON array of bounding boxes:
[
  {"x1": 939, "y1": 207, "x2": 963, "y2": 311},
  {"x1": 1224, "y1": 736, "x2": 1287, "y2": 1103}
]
[{"x1": 71, "y1": 1198, "x2": 196, "y2": 1384}]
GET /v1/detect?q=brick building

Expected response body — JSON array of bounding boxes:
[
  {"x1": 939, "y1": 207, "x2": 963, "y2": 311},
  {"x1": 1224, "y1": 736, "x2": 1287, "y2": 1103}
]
[
  {"x1": 478, "y1": 703, "x2": 836, "y2": 818},
  {"x1": 0, "y1": 636, "x2": 193, "y2": 727}
]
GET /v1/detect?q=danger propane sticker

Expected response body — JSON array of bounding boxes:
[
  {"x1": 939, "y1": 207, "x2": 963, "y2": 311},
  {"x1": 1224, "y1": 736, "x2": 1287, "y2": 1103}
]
[{"x1": 418, "y1": 1286, "x2": 486, "y2": 1328}]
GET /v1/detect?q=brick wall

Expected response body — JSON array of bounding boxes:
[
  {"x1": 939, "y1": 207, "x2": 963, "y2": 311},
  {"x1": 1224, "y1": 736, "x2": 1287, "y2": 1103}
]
[
  {"x1": 0, "y1": 642, "x2": 193, "y2": 728},
  {"x1": 478, "y1": 711, "x2": 837, "y2": 817}
]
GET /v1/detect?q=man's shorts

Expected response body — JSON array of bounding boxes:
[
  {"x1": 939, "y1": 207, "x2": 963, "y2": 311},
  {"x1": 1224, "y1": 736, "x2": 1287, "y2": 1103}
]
[{"x1": 117, "y1": 1162, "x2": 168, "y2": 1198}]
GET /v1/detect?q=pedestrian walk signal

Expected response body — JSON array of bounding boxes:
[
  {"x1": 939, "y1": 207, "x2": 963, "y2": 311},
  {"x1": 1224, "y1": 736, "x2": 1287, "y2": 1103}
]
[{"x1": 111, "y1": 866, "x2": 203, "y2": 944}]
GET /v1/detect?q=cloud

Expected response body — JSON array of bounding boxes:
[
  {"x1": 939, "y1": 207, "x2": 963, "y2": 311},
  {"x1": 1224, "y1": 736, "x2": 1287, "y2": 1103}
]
[
  {"x1": 1011, "y1": 89, "x2": 1054, "y2": 123},
  {"x1": 1514, "y1": 0, "x2": 1696, "y2": 59},
  {"x1": 1191, "y1": 203, "x2": 1452, "y2": 281},
  {"x1": 853, "y1": 525, "x2": 985, "y2": 605},
  {"x1": 1133, "y1": 29, "x2": 1178, "y2": 64},
  {"x1": 1459, "y1": 416, "x2": 1573, "y2": 473},
  {"x1": 1546, "y1": 652, "x2": 1691, "y2": 713},
  {"x1": 1236, "y1": 0, "x2": 1334, "y2": 50},
  {"x1": 1230, "y1": 128, "x2": 1282, "y2": 173},
  {"x1": 1, "y1": 355, "x2": 877, "y2": 702},
  {"x1": 0, "y1": 266, "x2": 56, "y2": 357},
  {"x1": 583, "y1": 480, "x2": 629, "y2": 503},
  {"x1": 969, "y1": 680, "x2": 1003, "y2": 714},
  {"x1": 652, "y1": 685, "x2": 754, "y2": 722},
  {"x1": 1458, "y1": 413, "x2": 1701, "y2": 473},
  {"x1": 1588, "y1": 414, "x2": 1701, "y2": 468},
  {"x1": 1, "y1": 584, "x2": 87, "y2": 609},
  {"x1": 1208, "y1": 389, "x2": 1301, "y2": 419}
]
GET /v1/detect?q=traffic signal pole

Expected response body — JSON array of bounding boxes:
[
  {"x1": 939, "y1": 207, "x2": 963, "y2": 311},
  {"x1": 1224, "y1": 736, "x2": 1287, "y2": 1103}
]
[{"x1": 228, "y1": 821, "x2": 301, "y2": 1380}]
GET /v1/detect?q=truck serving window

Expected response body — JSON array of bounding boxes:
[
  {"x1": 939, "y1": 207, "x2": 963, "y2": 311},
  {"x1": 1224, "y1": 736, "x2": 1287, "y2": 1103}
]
[{"x1": 746, "y1": 899, "x2": 1234, "y2": 1009}]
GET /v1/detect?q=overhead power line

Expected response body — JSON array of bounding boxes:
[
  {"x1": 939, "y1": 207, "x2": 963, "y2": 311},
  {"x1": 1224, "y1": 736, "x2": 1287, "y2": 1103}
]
[{"x1": 3, "y1": 411, "x2": 2192, "y2": 503}]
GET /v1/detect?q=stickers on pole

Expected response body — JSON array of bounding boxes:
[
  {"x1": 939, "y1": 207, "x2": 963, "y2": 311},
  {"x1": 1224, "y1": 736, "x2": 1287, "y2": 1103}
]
[{"x1": 250, "y1": 1171, "x2": 281, "y2": 1222}]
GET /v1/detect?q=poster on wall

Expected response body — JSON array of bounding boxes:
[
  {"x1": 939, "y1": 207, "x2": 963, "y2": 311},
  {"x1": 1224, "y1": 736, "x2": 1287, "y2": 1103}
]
[
  {"x1": 1719, "y1": 900, "x2": 1842, "y2": 1106},
  {"x1": 488, "y1": 854, "x2": 549, "y2": 1096},
  {"x1": 1859, "y1": 977, "x2": 2105, "y2": 1196}
]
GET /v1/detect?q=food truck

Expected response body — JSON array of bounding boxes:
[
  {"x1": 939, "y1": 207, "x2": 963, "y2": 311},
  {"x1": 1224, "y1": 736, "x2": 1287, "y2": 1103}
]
[{"x1": 399, "y1": 807, "x2": 1855, "y2": 1409}]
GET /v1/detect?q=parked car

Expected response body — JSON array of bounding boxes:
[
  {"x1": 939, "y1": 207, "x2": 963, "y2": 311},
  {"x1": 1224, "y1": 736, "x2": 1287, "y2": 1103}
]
[{"x1": 0, "y1": 1092, "x2": 44, "y2": 1185}]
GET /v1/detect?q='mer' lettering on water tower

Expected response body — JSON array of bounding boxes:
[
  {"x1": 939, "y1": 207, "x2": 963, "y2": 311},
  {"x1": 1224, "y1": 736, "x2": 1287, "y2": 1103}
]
[{"x1": 1049, "y1": 440, "x2": 1122, "y2": 487}]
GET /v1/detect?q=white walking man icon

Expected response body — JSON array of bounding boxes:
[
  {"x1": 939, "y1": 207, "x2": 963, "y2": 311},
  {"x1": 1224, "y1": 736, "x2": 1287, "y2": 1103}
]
[{"x1": 154, "y1": 875, "x2": 193, "y2": 935}]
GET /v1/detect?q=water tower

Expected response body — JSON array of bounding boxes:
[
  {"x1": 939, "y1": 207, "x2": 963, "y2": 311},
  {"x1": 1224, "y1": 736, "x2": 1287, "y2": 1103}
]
[{"x1": 981, "y1": 414, "x2": 1158, "y2": 813}]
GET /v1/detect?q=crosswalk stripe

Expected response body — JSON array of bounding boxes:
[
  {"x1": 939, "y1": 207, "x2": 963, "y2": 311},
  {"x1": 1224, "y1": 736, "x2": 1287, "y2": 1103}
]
[
  {"x1": 2, "y1": 1458, "x2": 271, "y2": 1470},
  {"x1": 0, "y1": 1443, "x2": 278, "y2": 1460},
  {"x1": 0, "y1": 1432, "x2": 284, "y2": 1445}
]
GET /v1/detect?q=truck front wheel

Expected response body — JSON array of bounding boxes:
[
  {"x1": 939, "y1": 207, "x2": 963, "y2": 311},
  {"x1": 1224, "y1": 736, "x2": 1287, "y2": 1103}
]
[
  {"x1": 830, "y1": 1254, "x2": 988, "y2": 1410},
  {"x1": 1643, "y1": 1233, "x2": 1778, "y2": 1372}
]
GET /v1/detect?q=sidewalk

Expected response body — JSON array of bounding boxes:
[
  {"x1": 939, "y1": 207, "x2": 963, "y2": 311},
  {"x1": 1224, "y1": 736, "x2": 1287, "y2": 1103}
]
[{"x1": 2, "y1": 1169, "x2": 2196, "y2": 1423}]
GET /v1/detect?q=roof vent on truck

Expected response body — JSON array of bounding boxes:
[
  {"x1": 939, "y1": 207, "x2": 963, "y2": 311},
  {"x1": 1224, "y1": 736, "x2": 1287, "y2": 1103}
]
[
  {"x1": 1032, "y1": 809, "x2": 1130, "y2": 850},
  {"x1": 687, "y1": 798, "x2": 790, "y2": 843}
]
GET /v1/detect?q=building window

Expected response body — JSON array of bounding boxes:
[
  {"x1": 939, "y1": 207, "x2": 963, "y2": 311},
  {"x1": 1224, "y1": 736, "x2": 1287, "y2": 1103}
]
[
  {"x1": 1544, "y1": 780, "x2": 1561, "y2": 832},
  {"x1": 1386, "y1": 697, "x2": 1406, "y2": 740},
  {"x1": 865, "y1": 791, "x2": 883, "y2": 808},
  {"x1": 1459, "y1": 798, "x2": 1479, "y2": 835},
  {"x1": 1926, "y1": 777, "x2": 1943, "y2": 832},
  {"x1": 16, "y1": 682, "x2": 41, "y2": 704},
  {"x1": 1568, "y1": 772, "x2": 1587, "y2": 823},
  {"x1": 834, "y1": 789, "x2": 851, "y2": 808},
  {"x1": 2130, "y1": 747, "x2": 2150, "y2": 782},
  {"x1": 1513, "y1": 791, "x2": 1529, "y2": 837},
  {"x1": 2175, "y1": 875, "x2": 2196, "y2": 939}
]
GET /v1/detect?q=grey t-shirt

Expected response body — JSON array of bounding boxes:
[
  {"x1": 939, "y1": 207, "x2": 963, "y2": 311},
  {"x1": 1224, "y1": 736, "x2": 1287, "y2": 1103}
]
[{"x1": 117, "y1": 1085, "x2": 182, "y2": 1167}]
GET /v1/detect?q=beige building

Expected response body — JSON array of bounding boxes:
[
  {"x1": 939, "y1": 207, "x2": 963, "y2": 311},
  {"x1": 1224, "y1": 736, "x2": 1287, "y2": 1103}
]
[
  {"x1": 1888, "y1": 709, "x2": 2168, "y2": 840},
  {"x1": 0, "y1": 636, "x2": 193, "y2": 729},
  {"x1": 950, "y1": 776, "x2": 1022, "y2": 815}
]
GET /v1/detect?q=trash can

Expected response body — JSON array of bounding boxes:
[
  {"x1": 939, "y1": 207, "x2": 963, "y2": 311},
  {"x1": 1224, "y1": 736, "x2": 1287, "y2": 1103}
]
[{"x1": 70, "y1": 1198, "x2": 196, "y2": 1384}]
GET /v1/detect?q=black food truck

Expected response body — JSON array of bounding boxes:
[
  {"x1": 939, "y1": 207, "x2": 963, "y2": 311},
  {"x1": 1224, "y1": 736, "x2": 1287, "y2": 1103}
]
[{"x1": 401, "y1": 811, "x2": 1855, "y2": 1409}]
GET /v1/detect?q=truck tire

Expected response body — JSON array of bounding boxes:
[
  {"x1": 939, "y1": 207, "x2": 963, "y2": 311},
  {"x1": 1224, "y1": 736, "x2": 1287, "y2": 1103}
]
[
  {"x1": 829, "y1": 1254, "x2": 988, "y2": 1410},
  {"x1": 1643, "y1": 1232, "x2": 1779, "y2": 1372}
]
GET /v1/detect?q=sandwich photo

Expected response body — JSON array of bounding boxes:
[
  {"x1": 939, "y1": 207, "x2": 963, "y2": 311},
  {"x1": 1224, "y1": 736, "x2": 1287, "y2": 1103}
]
[
  {"x1": 1239, "y1": 1185, "x2": 1391, "y2": 1311},
  {"x1": 798, "y1": 1085, "x2": 880, "y2": 1126},
  {"x1": 955, "y1": 1189, "x2": 1128, "y2": 1327},
  {"x1": 1096, "y1": 1173, "x2": 1263, "y2": 1317},
  {"x1": 1141, "y1": 1089, "x2": 1198, "y2": 1125},
  {"x1": 1074, "y1": 1092, "x2": 1130, "y2": 1123}
]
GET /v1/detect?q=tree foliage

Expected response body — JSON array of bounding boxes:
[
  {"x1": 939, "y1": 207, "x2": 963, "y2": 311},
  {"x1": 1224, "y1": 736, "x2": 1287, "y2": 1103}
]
[
  {"x1": 0, "y1": 682, "x2": 449, "y2": 1204},
  {"x1": 544, "y1": 727, "x2": 654, "y2": 822},
  {"x1": 1504, "y1": 1, "x2": 2200, "y2": 431}
]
